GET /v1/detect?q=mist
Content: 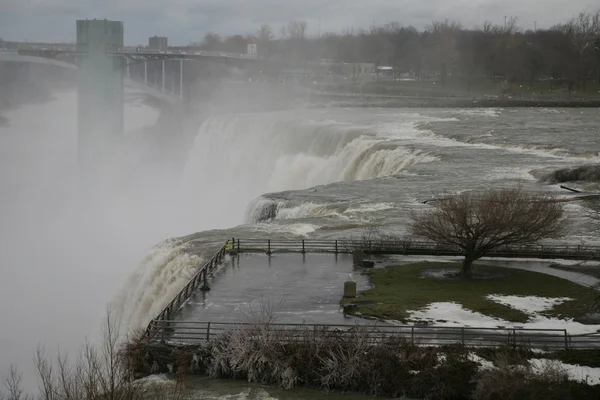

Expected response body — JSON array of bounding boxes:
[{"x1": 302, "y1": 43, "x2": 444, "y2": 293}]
[{"x1": 0, "y1": 54, "x2": 322, "y2": 390}]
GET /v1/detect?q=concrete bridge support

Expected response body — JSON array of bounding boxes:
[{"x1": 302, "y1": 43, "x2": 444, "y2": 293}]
[{"x1": 76, "y1": 19, "x2": 124, "y2": 172}]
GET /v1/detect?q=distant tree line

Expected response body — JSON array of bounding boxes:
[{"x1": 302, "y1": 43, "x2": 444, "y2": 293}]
[{"x1": 191, "y1": 10, "x2": 600, "y2": 93}]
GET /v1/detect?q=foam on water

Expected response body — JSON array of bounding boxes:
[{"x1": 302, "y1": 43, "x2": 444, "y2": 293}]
[
  {"x1": 249, "y1": 200, "x2": 396, "y2": 224},
  {"x1": 112, "y1": 241, "x2": 205, "y2": 332}
]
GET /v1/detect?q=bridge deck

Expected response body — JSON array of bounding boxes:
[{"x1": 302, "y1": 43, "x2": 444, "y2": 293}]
[{"x1": 16, "y1": 47, "x2": 257, "y2": 61}]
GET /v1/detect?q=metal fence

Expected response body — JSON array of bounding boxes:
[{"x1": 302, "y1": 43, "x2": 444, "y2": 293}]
[
  {"x1": 146, "y1": 320, "x2": 600, "y2": 350},
  {"x1": 144, "y1": 237, "x2": 600, "y2": 342},
  {"x1": 228, "y1": 238, "x2": 600, "y2": 260},
  {"x1": 144, "y1": 244, "x2": 228, "y2": 335}
]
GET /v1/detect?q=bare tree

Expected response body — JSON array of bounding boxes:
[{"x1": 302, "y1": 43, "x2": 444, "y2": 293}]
[
  {"x1": 257, "y1": 24, "x2": 274, "y2": 66},
  {"x1": 200, "y1": 32, "x2": 222, "y2": 51},
  {"x1": 410, "y1": 188, "x2": 565, "y2": 276},
  {"x1": 285, "y1": 20, "x2": 307, "y2": 41},
  {"x1": 3, "y1": 366, "x2": 33, "y2": 400}
]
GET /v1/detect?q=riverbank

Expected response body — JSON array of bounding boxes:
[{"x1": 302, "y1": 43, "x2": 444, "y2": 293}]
[{"x1": 316, "y1": 94, "x2": 600, "y2": 108}]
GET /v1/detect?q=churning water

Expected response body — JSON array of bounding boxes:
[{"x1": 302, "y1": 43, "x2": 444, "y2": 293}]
[{"x1": 2, "y1": 88, "x2": 599, "y2": 398}]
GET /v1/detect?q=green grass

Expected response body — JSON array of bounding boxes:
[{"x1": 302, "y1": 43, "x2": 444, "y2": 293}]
[{"x1": 342, "y1": 262, "x2": 597, "y2": 323}]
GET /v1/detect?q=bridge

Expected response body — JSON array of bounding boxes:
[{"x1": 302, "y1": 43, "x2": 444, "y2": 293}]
[
  {"x1": 8, "y1": 45, "x2": 258, "y2": 101},
  {"x1": 0, "y1": 19, "x2": 259, "y2": 172},
  {"x1": 0, "y1": 50, "x2": 178, "y2": 102}
]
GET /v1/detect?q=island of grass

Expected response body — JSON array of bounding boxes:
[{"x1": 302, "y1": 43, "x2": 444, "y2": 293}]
[{"x1": 341, "y1": 262, "x2": 598, "y2": 325}]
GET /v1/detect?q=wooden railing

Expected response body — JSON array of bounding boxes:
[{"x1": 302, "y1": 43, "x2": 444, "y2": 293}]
[
  {"x1": 228, "y1": 238, "x2": 600, "y2": 261},
  {"x1": 145, "y1": 320, "x2": 600, "y2": 350},
  {"x1": 144, "y1": 242, "x2": 229, "y2": 336}
]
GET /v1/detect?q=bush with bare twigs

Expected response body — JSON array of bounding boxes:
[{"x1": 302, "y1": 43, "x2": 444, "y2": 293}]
[
  {"x1": 472, "y1": 352, "x2": 600, "y2": 400},
  {"x1": 118, "y1": 301, "x2": 600, "y2": 399},
  {"x1": 411, "y1": 187, "x2": 566, "y2": 276}
]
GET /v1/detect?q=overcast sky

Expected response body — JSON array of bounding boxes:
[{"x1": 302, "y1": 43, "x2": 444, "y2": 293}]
[{"x1": 1, "y1": 0, "x2": 598, "y2": 45}]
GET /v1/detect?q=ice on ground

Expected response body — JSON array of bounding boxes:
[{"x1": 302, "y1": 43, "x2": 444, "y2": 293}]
[
  {"x1": 486, "y1": 295, "x2": 572, "y2": 314},
  {"x1": 530, "y1": 359, "x2": 600, "y2": 386},
  {"x1": 405, "y1": 302, "x2": 600, "y2": 335}
]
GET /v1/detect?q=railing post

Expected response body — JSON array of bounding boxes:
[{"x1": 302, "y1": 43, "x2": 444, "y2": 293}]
[
  {"x1": 206, "y1": 322, "x2": 211, "y2": 341},
  {"x1": 302, "y1": 240, "x2": 305, "y2": 254},
  {"x1": 461, "y1": 327, "x2": 465, "y2": 346},
  {"x1": 201, "y1": 269, "x2": 210, "y2": 291},
  {"x1": 512, "y1": 329, "x2": 517, "y2": 349},
  {"x1": 564, "y1": 330, "x2": 569, "y2": 350},
  {"x1": 237, "y1": 238, "x2": 240, "y2": 252},
  {"x1": 267, "y1": 239, "x2": 271, "y2": 255},
  {"x1": 411, "y1": 326, "x2": 415, "y2": 346},
  {"x1": 335, "y1": 240, "x2": 338, "y2": 254}
]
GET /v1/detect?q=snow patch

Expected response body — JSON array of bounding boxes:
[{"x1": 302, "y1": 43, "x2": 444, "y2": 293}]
[
  {"x1": 530, "y1": 359, "x2": 600, "y2": 386},
  {"x1": 405, "y1": 302, "x2": 600, "y2": 335},
  {"x1": 408, "y1": 302, "x2": 506, "y2": 328},
  {"x1": 468, "y1": 352, "x2": 497, "y2": 371},
  {"x1": 486, "y1": 295, "x2": 572, "y2": 314}
]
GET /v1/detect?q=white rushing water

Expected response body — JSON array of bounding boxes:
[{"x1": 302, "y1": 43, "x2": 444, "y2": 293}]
[{"x1": 114, "y1": 113, "x2": 440, "y2": 332}]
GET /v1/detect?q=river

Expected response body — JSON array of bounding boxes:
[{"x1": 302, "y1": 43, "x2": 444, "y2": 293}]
[{"x1": 1, "y1": 87, "x2": 599, "y2": 398}]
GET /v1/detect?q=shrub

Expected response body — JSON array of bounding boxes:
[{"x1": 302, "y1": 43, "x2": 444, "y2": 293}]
[{"x1": 471, "y1": 353, "x2": 600, "y2": 400}]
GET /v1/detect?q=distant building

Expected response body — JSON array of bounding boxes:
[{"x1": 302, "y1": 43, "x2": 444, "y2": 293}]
[
  {"x1": 329, "y1": 62, "x2": 375, "y2": 77},
  {"x1": 149, "y1": 36, "x2": 168, "y2": 50},
  {"x1": 247, "y1": 43, "x2": 257, "y2": 56}
]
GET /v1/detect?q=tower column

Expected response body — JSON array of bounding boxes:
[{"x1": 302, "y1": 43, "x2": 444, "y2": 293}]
[{"x1": 76, "y1": 19, "x2": 124, "y2": 172}]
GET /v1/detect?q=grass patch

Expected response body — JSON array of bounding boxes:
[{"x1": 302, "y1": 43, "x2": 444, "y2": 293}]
[
  {"x1": 551, "y1": 349, "x2": 600, "y2": 368},
  {"x1": 342, "y1": 262, "x2": 596, "y2": 323}
]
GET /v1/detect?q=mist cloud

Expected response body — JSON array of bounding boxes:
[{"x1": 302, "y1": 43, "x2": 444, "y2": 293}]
[{"x1": 1, "y1": 0, "x2": 597, "y2": 45}]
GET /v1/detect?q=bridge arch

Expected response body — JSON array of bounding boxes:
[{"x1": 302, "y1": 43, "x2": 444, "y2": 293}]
[{"x1": 0, "y1": 52, "x2": 179, "y2": 103}]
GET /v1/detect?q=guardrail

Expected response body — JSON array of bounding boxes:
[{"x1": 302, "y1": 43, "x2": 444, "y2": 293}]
[
  {"x1": 144, "y1": 242, "x2": 229, "y2": 336},
  {"x1": 145, "y1": 320, "x2": 600, "y2": 350},
  {"x1": 228, "y1": 238, "x2": 600, "y2": 261},
  {"x1": 144, "y1": 237, "x2": 600, "y2": 340}
]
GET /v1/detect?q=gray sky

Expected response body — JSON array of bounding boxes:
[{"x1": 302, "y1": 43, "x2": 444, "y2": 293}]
[{"x1": 1, "y1": 0, "x2": 598, "y2": 45}]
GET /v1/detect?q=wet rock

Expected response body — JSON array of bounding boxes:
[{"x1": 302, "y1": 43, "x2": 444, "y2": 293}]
[
  {"x1": 343, "y1": 304, "x2": 359, "y2": 314},
  {"x1": 360, "y1": 260, "x2": 375, "y2": 268}
]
